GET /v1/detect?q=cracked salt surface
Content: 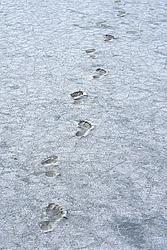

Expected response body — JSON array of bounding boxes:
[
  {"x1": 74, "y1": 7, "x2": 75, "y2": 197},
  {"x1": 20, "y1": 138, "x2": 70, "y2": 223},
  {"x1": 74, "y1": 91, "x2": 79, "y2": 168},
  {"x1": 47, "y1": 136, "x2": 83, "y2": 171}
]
[{"x1": 0, "y1": 0, "x2": 167, "y2": 249}]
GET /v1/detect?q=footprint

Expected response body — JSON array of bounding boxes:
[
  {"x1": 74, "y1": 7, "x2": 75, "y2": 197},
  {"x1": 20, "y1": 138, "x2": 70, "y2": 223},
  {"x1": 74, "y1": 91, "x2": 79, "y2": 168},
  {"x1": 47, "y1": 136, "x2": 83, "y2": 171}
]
[
  {"x1": 117, "y1": 10, "x2": 126, "y2": 17},
  {"x1": 93, "y1": 68, "x2": 108, "y2": 79},
  {"x1": 45, "y1": 170, "x2": 61, "y2": 177},
  {"x1": 75, "y1": 131, "x2": 85, "y2": 137},
  {"x1": 96, "y1": 21, "x2": 112, "y2": 29},
  {"x1": 32, "y1": 169, "x2": 60, "y2": 178},
  {"x1": 70, "y1": 91, "x2": 88, "y2": 100},
  {"x1": 39, "y1": 220, "x2": 55, "y2": 233},
  {"x1": 117, "y1": 220, "x2": 145, "y2": 248},
  {"x1": 39, "y1": 203, "x2": 67, "y2": 232},
  {"x1": 85, "y1": 48, "x2": 96, "y2": 54},
  {"x1": 41, "y1": 155, "x2": 58, "y2": 166},
  {"x1": 93, "y1": 75, "x2": 101, "y2": 79},
  {"x1": 85, "y1": 48, "x2": 96, "y2": 58},
  {"x1": 75, "y1": 130, "x2": 87, "y2": 137},
  {"x1": 78, "y1": 120, "x2": 92, "y2": 130},
  {"x1": 76, "y1": 129, "x2": 93, "y2": 138},
  {"x1": 96, "y1": 68, "x2": 107, "y2": 75},
  {"x1": 43, "y1": 203, "x2": 68, "y2": 221},
  {"x1": 10, "y1": 85, "x2": 20, "y2": 90},
  {"x1": 104, "y1": 34, "x2": 117, "y2": 42},
  {"x1": 76, "y1": 120, "x2": 94, "y2": 137}
]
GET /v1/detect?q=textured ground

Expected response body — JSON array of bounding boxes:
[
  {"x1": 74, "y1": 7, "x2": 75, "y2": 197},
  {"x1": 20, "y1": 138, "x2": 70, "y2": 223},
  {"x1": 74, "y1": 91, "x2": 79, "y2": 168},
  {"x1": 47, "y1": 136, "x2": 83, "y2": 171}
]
[{"x1": 0, "y1": 0, "x2": 167, "y2": 249}]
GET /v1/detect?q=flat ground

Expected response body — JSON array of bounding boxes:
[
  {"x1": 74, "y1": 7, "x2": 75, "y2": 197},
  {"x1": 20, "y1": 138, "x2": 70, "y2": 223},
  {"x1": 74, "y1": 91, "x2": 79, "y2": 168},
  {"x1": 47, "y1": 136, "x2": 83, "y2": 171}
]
[{"x1": 0, "y1": 0, "x2": 167, "y2": 249}]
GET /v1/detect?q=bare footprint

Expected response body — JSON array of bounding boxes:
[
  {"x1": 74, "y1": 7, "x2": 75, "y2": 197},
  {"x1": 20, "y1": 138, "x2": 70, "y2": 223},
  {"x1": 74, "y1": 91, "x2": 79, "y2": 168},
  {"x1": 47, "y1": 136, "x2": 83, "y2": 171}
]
[
  {"x1": 41, "y1": 155, "x2": 58, "y2": 166},
  {"x1": 70, "y1": 91, "x2": 87, "y2": 100}
]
